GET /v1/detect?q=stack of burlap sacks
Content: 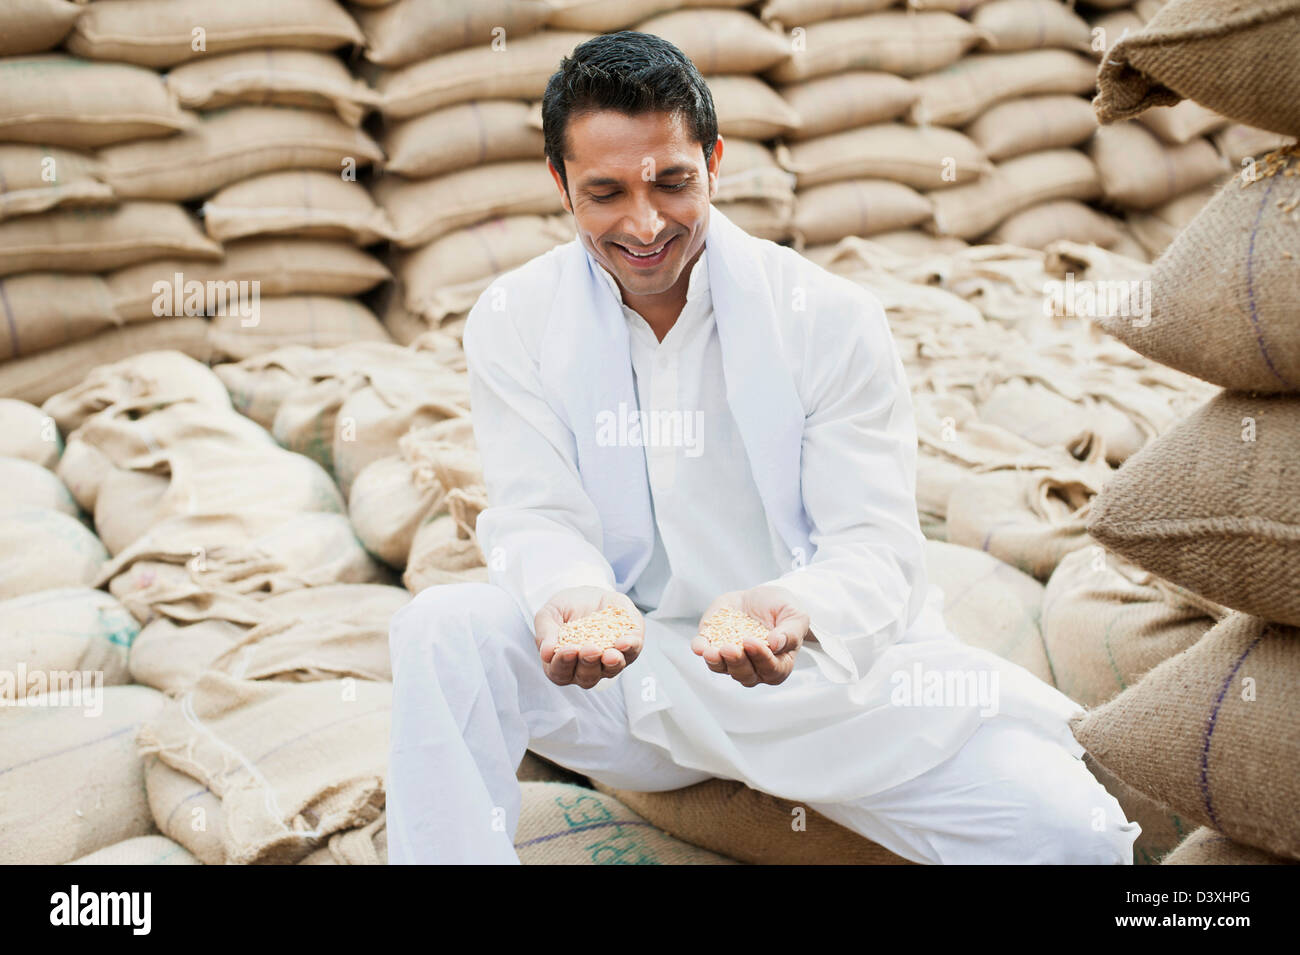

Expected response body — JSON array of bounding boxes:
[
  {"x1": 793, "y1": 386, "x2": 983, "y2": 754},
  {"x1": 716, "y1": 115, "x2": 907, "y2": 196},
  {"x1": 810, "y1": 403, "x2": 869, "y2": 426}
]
[{"x1": 0, "y1": 0, "x2": 396, "y2": 405}]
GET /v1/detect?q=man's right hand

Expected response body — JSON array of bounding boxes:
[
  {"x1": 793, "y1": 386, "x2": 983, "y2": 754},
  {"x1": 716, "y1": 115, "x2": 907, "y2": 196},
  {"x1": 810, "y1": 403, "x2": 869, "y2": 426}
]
[{"x1": 534, "y1": 586, "x2": 644, "y2": 689}]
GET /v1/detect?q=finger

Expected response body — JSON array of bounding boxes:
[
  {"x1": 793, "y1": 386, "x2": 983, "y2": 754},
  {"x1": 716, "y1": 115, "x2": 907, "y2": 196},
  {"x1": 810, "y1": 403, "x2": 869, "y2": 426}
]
[
  {"x1": 690, "y1": 634, "x2": 709, "y2": 657},
  {"x1": 573, "y1": 645, "x2": 605, "y2": 689},
  {"x1": 743, "y1": 635, "x2": 782, "y2": 682},
  {"x1": 535, "y1": 608, "x2": 562, "y2": 661},
  {"x1": 547, "y1": 645, "x2": 579, "y2": 685},
  {"x1": 600, "y1": 647, "x2": 626, "y2": 680},
  {"x1": 700, "y1": 644, "x2": 728, "y2": 673},
  {"x1": 720, "y1": 643, "x2": 759, "y2": 686},
  {"x1": 767, "y1": 617, "x2": 806, "y2": 655}
]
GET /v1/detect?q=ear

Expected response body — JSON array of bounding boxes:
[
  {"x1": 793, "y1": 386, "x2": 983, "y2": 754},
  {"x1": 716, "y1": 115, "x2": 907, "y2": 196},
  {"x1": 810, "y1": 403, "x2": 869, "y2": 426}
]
[
  {"x1": 547, "y1": 158, "x2": 573, "y2": 214},
  {"x1": 707, "y1": 135, "x2": 724, "y2": 199}
]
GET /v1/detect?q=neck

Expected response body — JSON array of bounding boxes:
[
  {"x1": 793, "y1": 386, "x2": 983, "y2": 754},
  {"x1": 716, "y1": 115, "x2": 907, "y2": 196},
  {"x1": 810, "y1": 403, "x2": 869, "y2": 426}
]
[{"x1": 621, "y1": 245, "x2": 704, "y2": 344}]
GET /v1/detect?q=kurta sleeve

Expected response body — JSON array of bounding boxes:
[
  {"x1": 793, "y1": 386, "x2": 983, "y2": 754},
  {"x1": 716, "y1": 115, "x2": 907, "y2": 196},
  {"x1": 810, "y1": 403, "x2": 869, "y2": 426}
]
[
  {"x1": 462, "y1": 296, "x2": 619, "y2": 632},
  {"x1": 763, "y1": 289, "x2": 931, "y2": 685}
]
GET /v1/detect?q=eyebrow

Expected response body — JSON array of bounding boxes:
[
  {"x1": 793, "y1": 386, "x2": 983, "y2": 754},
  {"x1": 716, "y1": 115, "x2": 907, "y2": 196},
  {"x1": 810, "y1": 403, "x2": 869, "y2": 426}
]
[{"x1": 579, "y1": 166, "x2": 695, "y2": 189}]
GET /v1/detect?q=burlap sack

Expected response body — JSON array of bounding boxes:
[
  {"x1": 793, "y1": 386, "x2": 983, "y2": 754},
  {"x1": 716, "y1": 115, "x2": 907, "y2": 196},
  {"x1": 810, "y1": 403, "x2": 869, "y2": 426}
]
[
  {"x1": 215, "y1": 345, "x2": 340, "y2": 430},
  {"x1": 69, "y1": 835, "x2": 201, "y2": 866},
  {"x1": 764, "y1": 11, "x2": 980, "y2": 83},
  {"x1": 0, "y1": 272, "x2": 122, "y2": 362},
  {"x1": 0, "y1": 507, "x2": 108, "y2": 600},
  {"x1": 1088, "y1": 119, "x2": 1227, "y2": 209},
  {"x1": 976, "y1": 377, "x2": 1136, "y2": 464},
  {"x1": 207, "y1": 295, "x2": 392, "y2": 362},
  {"x1": 793, "y1": 179, "x2": 932, "y2": 246},
  {"x1": 778, "y1": 72, "x2": 917, "y2": 142},
  {"x1": 1097, "y1": 147, "x2": 1300, "y2": 392},
  {"x1": 928, "y1": 149, "x2": 1101, "y2": 240},
  {"x1": 0, "y1": 587, "x2": 135, "y2": 697},
  {"x1": 349, "y1": 419, "x2": 481, "y2": 568},
  {"x1": 776, "y1": 123, "x2": 990, "y2": 190},
  {"x1": 297, "y1": 813, "x2": 388, "y2": 865},
  {"x1": 1123, "y1": 183, "x2": 1218, "y2": 259},
  {"x1": 375, "y1": 160, "x2": 563, "y2": 248},
  {"x1": 108, "y1": 239, "x2": 390, "y2": 321},
  {"x1": 636, "y1": 9, "x2": 790, "y2": 74},
  {"x1": 0, "y1": 54, "x2": 192, "y2": 147},
  {"x1": 965, "y1": 94, "x2": 1098, "y2": 162},
  {"x1": 1073, "y1": 612, "x2": 1300, "y2": 860},
  {"x1": 0, "y1": 456, "x2": 78, "y2": 518},
  {"x1": 1094, "y1": 0, "x2": 1300, "y2": 138},
  {"x1": 403, "y1": 506, "x2": 490, "y2": 593},
  {"x1": 0, "y1": 202, "x2": 221, "y2": 277},
  {"x1": 1089, "y1": 9, "x2": 1145, "y2": 55},
  {"x1": 384, "y1": 100, "x2": 543, "y2": 179},
  {"x1": 947, "y1": 467, "x2": 1101, "y2": 581},
  {"x1": 66, "y1": 0, "x2": 366, "y2": 69},
  {"x1": 516, "y1": 751, "x2": 589, "y2": 786},
  {"x1": 1212, "y1": 123, "x2": 1295, "y2": 164},
  {"x1": 0, "y1": 685, "x2": 165, "y2": 864},
  {"x1": 760, "y1": 0, "x2": 894, "y2": 27},
  {"x1": 131, "y1": 617, "x2": 246, "y2": 696},
  {"x1": 1087, "y1": 391, "x2": 1300, "y2": 626},
  {"x1": 375, "y1": 30, "x2": 595, "y2": 119},
  {"x1": 712, "y1": 197, "x2": 794, "y2": 242},
  {"x1": 989, "y1": 200, "x2": 1124, "y2": 251},
  {"x1": 101, "y1": 107, "x2": 384, "y2": 202},
  {"x1": 1137, "y1": 100, "x2": 1228, "y2": 145},
  {"x1": 167, "y1": 48, "x2": 381, "y2": 126},
  {"x1": 1084, "y1": 754, "x2": 1190, "y2": 865},
  {"x1": 908, "y1": 50, "x2": 1099, "y2": 127},
  {"x1": 516, "y1": 782, "x2": 741, "y2": 864},
  {"x1": 910, "y1": 0, "x2": 997, "y2": 8},
  {"x1": 0, "y1": 399, "x2": 61, "y2": 469},
  {"x1": 1042, "y1": 544, "x2": 1223, "y2": 708},
  {"x1": 1164, "y1": 827, "x2": 1299, "y2": 865},
  {"x1": 593, "y1": 779, "x2": 910, "y2": 864},
  {"x1": 201, "y1": 171, "x2": 392, "y2": 245},
  {"x1": 713, "y1": 139, "x2": 795, "y2": 205},
  {"x1": 357, "y1": 0, "x2": 550, "y2": 67},
  {"x1": 138, "y1": 672, "x2": 391, "y2": 865},
  {"x1": 973, "y1": 0, "x2": 1092, "y2": 51},
  {"x1": 396, "y1": 215, "x2": 573, "y2": 323},
  {"x1": 0, "y1": 0, "x2": 81, "y2": 56},
  {"x1": 923, "y1": 539, "x2": 1054, "y2": 684},
  {"x1": 708, "y1": 75, "x2": 801, "y2": 140},
  {"x1": 839, "y1": 230, "x2": 968, "y2": 260},
  {"x1": 0, "y1": 144, "x2": 114, "y2": 222},
  {"x1": 144, "y1": 755, "x2": 230, "y2": 865}
]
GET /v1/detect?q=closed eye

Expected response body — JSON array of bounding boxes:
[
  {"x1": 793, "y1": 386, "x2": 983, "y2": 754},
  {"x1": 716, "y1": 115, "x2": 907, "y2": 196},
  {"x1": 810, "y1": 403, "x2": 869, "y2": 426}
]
[{"x1": 590, "y1": 182, "x2": 690, "y2": 202}]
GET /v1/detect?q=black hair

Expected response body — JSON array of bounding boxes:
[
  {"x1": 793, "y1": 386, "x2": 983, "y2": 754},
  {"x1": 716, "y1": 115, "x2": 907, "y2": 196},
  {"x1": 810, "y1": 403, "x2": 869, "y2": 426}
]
[{"x1": 541, "y1": 31, "x2": 718, "y2": 198}]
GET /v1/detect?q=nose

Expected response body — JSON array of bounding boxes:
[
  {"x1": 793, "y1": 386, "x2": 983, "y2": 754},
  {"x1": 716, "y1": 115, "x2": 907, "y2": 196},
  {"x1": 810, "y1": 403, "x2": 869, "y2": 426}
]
[{"x1": 622, "y1": 190, "x2": 667, "y2": 247}]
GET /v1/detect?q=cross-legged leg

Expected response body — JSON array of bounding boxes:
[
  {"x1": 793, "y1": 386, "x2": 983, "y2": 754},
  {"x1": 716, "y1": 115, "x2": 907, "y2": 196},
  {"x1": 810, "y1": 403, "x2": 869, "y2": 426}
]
[{"x1": 386, "y1": 581, "x2": 712, "y2": 864}]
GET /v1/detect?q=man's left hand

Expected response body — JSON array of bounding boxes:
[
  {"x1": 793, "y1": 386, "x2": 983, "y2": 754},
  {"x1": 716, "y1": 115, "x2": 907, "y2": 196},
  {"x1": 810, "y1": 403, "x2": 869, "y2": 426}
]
[{"x1": 691, "y1": 585, "x2": 809, "y2": 687}]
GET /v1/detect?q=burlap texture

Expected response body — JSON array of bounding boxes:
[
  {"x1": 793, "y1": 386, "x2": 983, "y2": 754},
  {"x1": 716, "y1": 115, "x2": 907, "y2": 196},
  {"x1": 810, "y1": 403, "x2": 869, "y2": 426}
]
[
  {"x1": 764, "y1": 11, "x2": 979, "y2": 83},
  {"x1": 0, "y1": 144, "x2": 113, "y2": 221},
  {"x1": 0, "y1": 587, "x2": 136, "y2": 696},
  {"x1": 1163, "y1": 827, "x2": 1299, "y2": 865},
  {"x1": 0, "y1": 507, "x2": 108, "y2": 600},
  {"x1": 777, "y1": 71, "x2": 917, "y2": 142},
  {"x1": 201, "y1": 170, "x2": 393, "y2": 245},
  {"x1": 68, "y1": 835, "x2": 201, "y2": 866},
  {"x1": 0, "y1": 398, "x2": 62, "y2": 468}
]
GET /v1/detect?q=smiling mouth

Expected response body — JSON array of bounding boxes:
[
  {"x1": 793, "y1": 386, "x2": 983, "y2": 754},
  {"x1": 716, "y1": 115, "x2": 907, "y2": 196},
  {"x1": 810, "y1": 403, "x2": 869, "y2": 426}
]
[{"x1": 613, "y1": 235, "x2": 676, "y2": 267}]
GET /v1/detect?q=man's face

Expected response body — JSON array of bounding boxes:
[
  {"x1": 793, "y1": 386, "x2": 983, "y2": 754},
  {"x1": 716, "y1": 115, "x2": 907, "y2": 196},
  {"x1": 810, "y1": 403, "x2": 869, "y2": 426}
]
[{"x1": 548, "y1": 109, "x2": 721, "y2": 302}]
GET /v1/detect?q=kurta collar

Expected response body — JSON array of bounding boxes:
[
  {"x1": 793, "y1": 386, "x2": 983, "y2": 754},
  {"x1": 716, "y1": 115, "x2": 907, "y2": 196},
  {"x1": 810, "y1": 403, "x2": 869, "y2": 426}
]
[{"x1": 592, "y1": 243, "x2": 711, "y2": 338}]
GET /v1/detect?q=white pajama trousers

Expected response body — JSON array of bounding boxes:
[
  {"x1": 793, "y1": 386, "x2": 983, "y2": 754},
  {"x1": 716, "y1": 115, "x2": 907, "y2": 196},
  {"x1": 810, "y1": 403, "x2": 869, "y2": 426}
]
[{"x1": 387, "y1": 582, "x2": 1139, "y2": 865}]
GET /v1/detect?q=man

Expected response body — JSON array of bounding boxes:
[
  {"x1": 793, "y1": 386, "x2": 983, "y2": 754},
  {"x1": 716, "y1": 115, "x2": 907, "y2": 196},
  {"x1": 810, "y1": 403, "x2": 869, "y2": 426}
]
[{"x1": 386, "y1": 31, "x2": 1140, "y2": 865}]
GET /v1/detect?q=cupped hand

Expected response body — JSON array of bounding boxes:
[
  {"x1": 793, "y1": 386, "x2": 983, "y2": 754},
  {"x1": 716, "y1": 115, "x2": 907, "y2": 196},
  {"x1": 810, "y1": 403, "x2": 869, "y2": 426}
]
[
  {"x1": 691, "y1": 585, "x2": 809, "y2": 687},
  {"x1": 534, "y1": 586, "x2": 644, "y2": 689}
]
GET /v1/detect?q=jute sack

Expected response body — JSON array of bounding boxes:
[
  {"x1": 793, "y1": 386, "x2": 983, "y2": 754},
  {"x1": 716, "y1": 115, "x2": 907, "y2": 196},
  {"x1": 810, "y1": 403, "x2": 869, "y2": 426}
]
[
  {"x1": 839, "y1": 230, "x2": 968, "y2": 259},
  {"x1": 1212, "y1": 123, "x2": 1295, "y2": 164},
  {"x1": 396, "y1": 215, "x2": 573, "y2": 323},
  {"x1": 297, "y1": 813, "x2": 388, "y2": 865},
  {"x1": 923, "y1": 539, "x2": 1054, "y2": 685},
  {"x1": 0, "y1": 272, "x2": 121, "y2": 362},
  {"x1": 0, "y1": 319, "x2": 213, "y2": 405},
  {"x1": 964, "y1": 94, "x2": 1098, "y2": 162},
  {"x1": 131, "y1": 617, "x2": 247, "y2": 695},
  {"x1": 547, "y1": 0, "x2": 677, "y2": 32},
  {"x1": 714, "y1": 139, "x2": 794, "y2": 205},
  {"x1": 144, "y1": 754, "x2": 231, "y2": 866},
  {"x1": 0, "y1": 0, "x2": 81, "y2": 56},
  {"x1": 137, "y1": 672, "x2": 391, "y2": 865},
  {"x1": 356, "y1": 0, "x2": 550, "y2": 67},
  {"x1": 0, "y1": 456, "x2": 80, "y2": 517},
  {"x1": 909, "y1": 0, "x2": 997, "y2": 9},
  {"x1": 1164, "y1": 827, "x2": 1299, "y2": 866},
  {"x1": 201, "y1": 171, "x2": 393, "y2": 245},
  {"x1": 793, "y1": 179, "x2": 932, "y2": 245},
  {"x1": 1072, "y1": 612, "x2": 1300, "y2": 860},
  {"x1": 973, "y1": 0, "x2": 1092, "y2": 51},
  {"x1": 101, "y1": 107, "x2": 385, "y2": 202},
  {"x1": 593, "y1": 779, "x2": 910, "y2": 864},
  {"x1": 516, "y1": 751, "x2": 589, "y2": 786},
  {"x1": 374, "y1": 160, "x2": 563, "y2": 248},
  {"x1": 215, "y1": 345, "x2": 342, "y2": 430},
  {"x1": 0, "y1": 507, "x2": 108, "y2": 600},
  {"x1": 0, "y1": 587, "x2": 136, "y2": 696},
  {"x1": 976, "y1": 377, "x2": 1123, "y2": 462},
  {"x1": 1096, "y1": 147, "x2": 1300, "y2": 392},
  {"x1": 635, "y1": 9, "x2": 790, "y2": 74},
  {"x1": 1088, "y1": 120, "x2": 1227, "y2": 209},
  {"x1": 0, "y1": 144, "x2": 113, "y2": 221},
  {"x1": 516, "y1": 783, "x2": 741, "y2": 865},
  {"x1": 1094, "y1": 0, "x2": 1300, "y2": 138},
  {"x1": 712, "y1": 197, "x2": 794, "y2": 242},
  {"x1": 0, "y1": 399, "x2": 61, "y2": 468},
  {"x1": 777, "y1": 72, "x2": 917, "y2": 142},
  {"x1": 98, "y1": 510, "x2": 391, "y2": 626},
  {"x1": 0, "y1": 54, "x2": 192, "y2": 147},
  {"x1": 403, "y1": 504, "x2": 491, "y2": 593},
  {"x1": 383, "y1": 100, "x2": 544, "y2": 179},
  {"x1": 1084, "y1": 754, "x2": 1191, "y2": 865},
  {"x1": 1086, "y1": 391, "x2": 1300, "y2": 626},
  {"x1": 708, "y1": 75, "x2": 801, "y2": 140},
  {"x1": 989, "y1": 200, "x2": 1124, "y2": 251},
  {"x1": 907, "y1": 50, "x2": 1099, "y2": 127},
  {"x1": 1137, "y1": 99, "x2": 1228, "y2": 144},
  {"x1": 107, "y1": 239, "x2": 391, "y2": 321},
  {"x1": 207, "y1": 295, "x2": 392, "y2": 362},
  {"x1": 0, "y1": 685, "x2": 165, "y2": 864},
  {"x1": 776, "y1": 123, "x2": 990, "y2": 190},
  {"x1": 167, "y1": 48, "x2": 381, "y2": 127},
  {"x1": 69, "y1": 835, "x2": 200, "y2": 866},
  {"x1": 763, "y1": 11, "x2": 980, "y2": 83},
  {"x1": 1089, "y1": 9, "x2": 1145, "y2": 55},
  {"x1": 1042, "y1": 544, "x2": 1223, "y2": 708},
  {"x1": 375, "y1": 31, "x2": 596, "y2": 119},
  {"x1": 928, "y1": 149, "x2": 1101, "y2": 240},
  {"x1": 0, "y1": 202, "x2": 221, "y2": 277},
  {"x1": 1122, "y1": 183, "x2": 1218, "y2": 259},
  {"x1": 946, "y1": 467, "x2": 1101, "y2": 581},
  {"x1": 760, "y1": 0, "x2": 894, "y2": 28},
  {"x1": 66, "y1": 0, "x2": 366, "y2": 69}
]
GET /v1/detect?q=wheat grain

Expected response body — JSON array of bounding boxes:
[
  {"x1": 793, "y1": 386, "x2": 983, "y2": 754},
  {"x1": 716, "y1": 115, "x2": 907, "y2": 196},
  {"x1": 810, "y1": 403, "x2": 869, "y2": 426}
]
[
  {"x1": 554, "y1": 604, "x2": 636, "y2": 650},
  {"x1": 700, "y1": 607, "x2": 770, "y2": 648}
]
